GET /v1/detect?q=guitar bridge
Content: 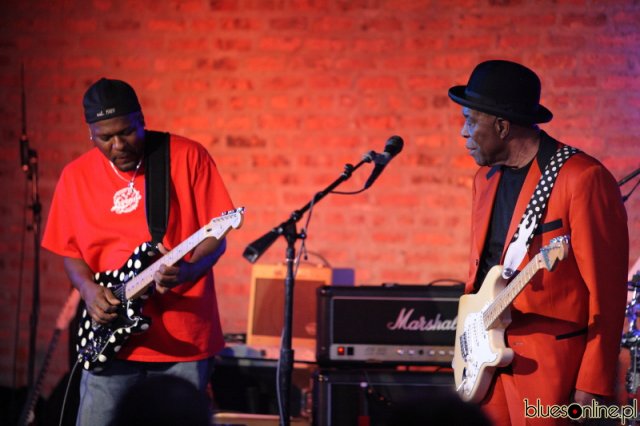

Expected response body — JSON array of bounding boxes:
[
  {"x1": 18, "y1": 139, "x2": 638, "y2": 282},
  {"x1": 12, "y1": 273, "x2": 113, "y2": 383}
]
[{"x1": 460, "y1": 332, "x2": 468, "y2": 358}]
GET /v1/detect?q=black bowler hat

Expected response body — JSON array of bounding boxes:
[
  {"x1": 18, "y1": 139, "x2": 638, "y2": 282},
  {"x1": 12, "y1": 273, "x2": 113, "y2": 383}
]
[
  {"x1": 83, "y1": 78, "x2": 142, "y2": 124},
  {"x1": 448, "y1": 60, "x2": 553, "y2": 125}
]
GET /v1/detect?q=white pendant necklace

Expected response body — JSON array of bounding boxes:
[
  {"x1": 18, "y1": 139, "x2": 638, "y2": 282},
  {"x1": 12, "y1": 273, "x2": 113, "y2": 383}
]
[{"x1": 109, "y1": 159, "x2": 143, "y2": 214}]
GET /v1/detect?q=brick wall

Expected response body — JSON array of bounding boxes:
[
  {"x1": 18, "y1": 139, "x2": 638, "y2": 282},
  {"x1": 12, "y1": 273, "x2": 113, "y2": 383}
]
[{"x1": 0, "y1": 0, "x2": 639, "y2": 400}]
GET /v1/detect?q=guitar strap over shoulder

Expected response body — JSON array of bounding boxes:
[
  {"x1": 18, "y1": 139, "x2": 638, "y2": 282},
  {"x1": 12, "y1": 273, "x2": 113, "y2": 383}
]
[
  {"x1": 501, "y1": 144, "x2": 579, "y2": 279},
  {"x1": 144, "y1": 130, "x2": 171, "y2": 245}
]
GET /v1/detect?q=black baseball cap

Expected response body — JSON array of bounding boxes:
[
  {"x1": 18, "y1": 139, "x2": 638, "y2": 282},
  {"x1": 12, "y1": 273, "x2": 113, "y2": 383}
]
[{"x1": 83, "y1": 78, "x2": 142, "y2": 124}]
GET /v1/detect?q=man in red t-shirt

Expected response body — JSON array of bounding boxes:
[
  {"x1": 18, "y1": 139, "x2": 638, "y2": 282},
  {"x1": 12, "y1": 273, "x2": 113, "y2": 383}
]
[{"x1": 42, "y1": 78, "x2": 236, "y2": 425}]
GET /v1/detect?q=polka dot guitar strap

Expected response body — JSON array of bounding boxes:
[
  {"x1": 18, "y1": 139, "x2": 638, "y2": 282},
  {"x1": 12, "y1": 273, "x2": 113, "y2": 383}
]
[{"x1": 501, "y1": 145, "x2": 579, "y2": 279}]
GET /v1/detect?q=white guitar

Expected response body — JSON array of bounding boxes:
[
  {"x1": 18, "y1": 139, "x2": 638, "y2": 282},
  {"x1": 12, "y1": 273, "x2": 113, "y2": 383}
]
[{"x1": 452, "y1": 235, "x2": 570, "y2": 403}]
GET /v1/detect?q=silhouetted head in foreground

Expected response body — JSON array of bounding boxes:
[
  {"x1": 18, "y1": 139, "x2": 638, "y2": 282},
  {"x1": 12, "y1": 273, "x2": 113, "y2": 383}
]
[{"x1": 109, "y1": 375, "x2": 211, "y2": 426}]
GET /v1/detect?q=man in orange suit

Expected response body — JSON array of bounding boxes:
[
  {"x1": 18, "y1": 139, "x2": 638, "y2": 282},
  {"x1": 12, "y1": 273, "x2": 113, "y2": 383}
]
[{"x1": 448, "y1": 60, "x2": 629, "y2": 425}]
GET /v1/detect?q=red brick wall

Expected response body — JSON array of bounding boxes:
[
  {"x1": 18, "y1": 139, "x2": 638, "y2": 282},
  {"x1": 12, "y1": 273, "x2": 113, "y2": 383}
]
[{"x1": 1, "y1": 0, "x2": 639, "y2": 398}]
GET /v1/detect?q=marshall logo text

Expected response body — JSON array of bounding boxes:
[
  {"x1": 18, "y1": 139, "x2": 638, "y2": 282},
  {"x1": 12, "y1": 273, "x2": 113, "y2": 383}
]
[{"x1": 386, "y1": 308, "x2": 457, "y2": 332}]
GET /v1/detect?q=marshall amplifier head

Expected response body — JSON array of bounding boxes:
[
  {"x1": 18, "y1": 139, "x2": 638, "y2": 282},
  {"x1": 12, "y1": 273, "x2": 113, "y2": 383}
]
[{"x1": 316, "y1": 284, "x2": 463, "y2": 365}]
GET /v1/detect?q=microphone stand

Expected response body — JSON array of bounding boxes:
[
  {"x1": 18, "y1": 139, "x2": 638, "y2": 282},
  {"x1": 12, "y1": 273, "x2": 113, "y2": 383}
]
[
  {"x1": 243, "y1": 154, "x2": 373, "y2": 426},
  {"x1": 22, "y1": 138, "x2": 41, "y2": 392},
  {"x1": 19, "y1": 63, "x2": 41, "y2": 392}
]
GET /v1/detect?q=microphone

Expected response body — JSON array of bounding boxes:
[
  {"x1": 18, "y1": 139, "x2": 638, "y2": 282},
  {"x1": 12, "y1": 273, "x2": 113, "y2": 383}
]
[
  {"x1": 364, "y1": 135, "x2": 404, "y2": 189},
  {"x1": 242, "y1": 228, "x2": 281, "y2": 263}
]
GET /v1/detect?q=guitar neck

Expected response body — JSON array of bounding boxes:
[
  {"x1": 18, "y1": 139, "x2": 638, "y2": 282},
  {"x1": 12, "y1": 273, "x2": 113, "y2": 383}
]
[
  {"x1": 17, "y1": 329, "x2": 61, "y2": 426},
  {"x1": 124, "y1": 226, "x2": 210, "y2": 300},
  {"x1": 483, "y1": 253, "x2": 545, "y2": 329}
]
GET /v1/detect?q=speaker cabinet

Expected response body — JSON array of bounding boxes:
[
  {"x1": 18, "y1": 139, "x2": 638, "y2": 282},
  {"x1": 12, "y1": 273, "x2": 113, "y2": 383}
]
[
  {"x1": 316, "y1": 284, "x2": 462, "y2": 365},
  {"x1": 213, "y1": 413, "x2": 310, "y2": 426},
  {"x1": 312, "y1": 369, "x2": 455, "y2": 426},
  {"x1": 247, "y1": 264, "x2": 333, "y2": 358}
]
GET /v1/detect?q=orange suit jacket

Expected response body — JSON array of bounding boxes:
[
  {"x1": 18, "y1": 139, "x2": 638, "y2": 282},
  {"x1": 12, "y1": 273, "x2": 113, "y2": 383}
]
[{"x1": 466, "y1": 132, "x2": 629, "y2": 404}]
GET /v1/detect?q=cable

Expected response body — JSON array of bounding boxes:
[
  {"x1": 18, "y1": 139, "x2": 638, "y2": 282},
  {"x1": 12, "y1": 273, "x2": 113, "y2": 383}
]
[
  {"x1": 304, "y1": 251, "x2": 331, "y2": 268},
  {"x1": 622, "y1": 177, "x2": 640, "y2": 203},
  {"x1": 58, "y1": 359, "x2": 81, "y2": 426},
  {"x1": 293, "y1": 192, "x2": 318, "y2": 277},
  {"x1": 275, "y1": 333, "x2": 284, "y2": 425},
  {"x1": 330, "y1": 187, "x2": 367, "y2": 195}
]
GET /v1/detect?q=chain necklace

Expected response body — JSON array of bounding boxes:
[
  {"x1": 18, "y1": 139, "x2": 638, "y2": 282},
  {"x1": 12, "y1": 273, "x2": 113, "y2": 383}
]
[{"x1": 109, "y1": 159, "x2": 143, "y2": 214}]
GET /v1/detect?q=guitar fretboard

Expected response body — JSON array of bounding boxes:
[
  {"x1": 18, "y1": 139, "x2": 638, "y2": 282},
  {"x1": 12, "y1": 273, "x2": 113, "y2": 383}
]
[
  {"x1": 482, "y1": 254, "x2": 545, "y2": 329},
  {"x1": 124, "y1": 220, "x2": 229, "y2": 300}
]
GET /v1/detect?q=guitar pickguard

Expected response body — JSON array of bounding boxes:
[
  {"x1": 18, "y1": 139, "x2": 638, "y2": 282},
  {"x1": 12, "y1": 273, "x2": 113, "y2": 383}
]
[
  {"x1": 458, "y1": 310, "x2": 498, "y2": 397},
  {"x1": 76, "y1": 242, "x2": 158, "y2": 371}
]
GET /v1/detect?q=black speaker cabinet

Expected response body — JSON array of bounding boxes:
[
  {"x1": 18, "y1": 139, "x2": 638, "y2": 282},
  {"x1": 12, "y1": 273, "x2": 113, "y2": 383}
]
[
  {"x1": 316, "y1": 284, "x2": 462, "y2": 365},
  {"x1": 312, "y1": 369, "x2": 455, "y2": 426}
]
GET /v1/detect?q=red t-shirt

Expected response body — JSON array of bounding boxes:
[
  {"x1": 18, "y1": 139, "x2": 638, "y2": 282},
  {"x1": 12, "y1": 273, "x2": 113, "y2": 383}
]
[{"x1": 42, "y1": 133, "x2": 234, "y2": 362}]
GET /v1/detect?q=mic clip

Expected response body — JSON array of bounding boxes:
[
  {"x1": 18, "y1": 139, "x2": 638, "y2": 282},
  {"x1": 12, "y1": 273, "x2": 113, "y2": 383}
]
[
  {"x1": 362, "y1": 150, "x2": 391, "y2": 166},
  {"x1": 362, "y1": 150, "x2": 377, "y2": 163}
]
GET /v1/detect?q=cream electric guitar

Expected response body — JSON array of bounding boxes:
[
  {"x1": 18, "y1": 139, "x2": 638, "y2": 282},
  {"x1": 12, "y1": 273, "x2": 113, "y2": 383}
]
[{"x1": 452, "y1": 235, "x2": 570, "y2": 403}]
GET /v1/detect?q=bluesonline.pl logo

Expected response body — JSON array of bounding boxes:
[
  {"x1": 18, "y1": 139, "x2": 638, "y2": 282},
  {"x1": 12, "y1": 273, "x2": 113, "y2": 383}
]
[{"x1": 524, "y1": 398, "x2": 638, "y2": 424}]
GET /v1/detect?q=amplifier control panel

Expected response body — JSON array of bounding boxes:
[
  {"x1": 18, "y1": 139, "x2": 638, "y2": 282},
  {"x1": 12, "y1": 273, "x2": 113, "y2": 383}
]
[{"x1": 330, "y1": 344, "x2": 454, "y2": 364}]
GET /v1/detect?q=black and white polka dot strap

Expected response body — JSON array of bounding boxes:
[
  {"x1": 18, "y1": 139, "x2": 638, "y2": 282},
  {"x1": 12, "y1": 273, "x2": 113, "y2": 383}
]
[{"x1": 501, "y1": 145, "x2": 580, "y2": 279}]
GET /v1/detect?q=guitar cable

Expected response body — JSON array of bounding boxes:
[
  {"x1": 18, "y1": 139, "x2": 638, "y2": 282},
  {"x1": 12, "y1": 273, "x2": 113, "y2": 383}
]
[{"x1": 57, "y1": 358, "x2": 82, "y2": 426}]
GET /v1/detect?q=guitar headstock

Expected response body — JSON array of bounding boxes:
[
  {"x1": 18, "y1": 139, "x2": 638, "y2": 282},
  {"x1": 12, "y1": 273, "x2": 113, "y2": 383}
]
[
  {"x1": 205, "y1": 207, "x2": 245, "y2": 238},
  {"x1": 540, "y1": 235, "x2": 570, "y2": 271},
  {"x1": 56, "y1": 289, "x2": 81, "y2": 330}
]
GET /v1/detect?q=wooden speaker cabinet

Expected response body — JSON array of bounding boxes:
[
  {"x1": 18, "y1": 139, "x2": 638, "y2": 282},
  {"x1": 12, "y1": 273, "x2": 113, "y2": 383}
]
[{"x1": 247, "y1": 263, "x2": 333, "y2": 360}]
